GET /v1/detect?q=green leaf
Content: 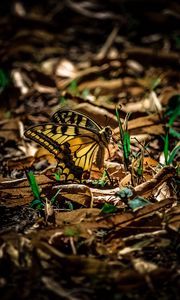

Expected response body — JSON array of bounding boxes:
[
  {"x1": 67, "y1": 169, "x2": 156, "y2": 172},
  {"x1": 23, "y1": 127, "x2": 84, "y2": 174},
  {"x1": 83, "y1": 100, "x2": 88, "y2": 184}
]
[
  {"x1": 30, "y1": 199, "x2": 44, "y2": 209},
  {"x1": 59, "y1": 96, "x2": 67, "y2": 105},
  {"x1": 101, "y1": 203, "x2": 117, "y2": 214},
  {"x1": 54, "y1": 171, "x2": 61, "y2": 181},
  {"x1": 64, "y1": 227, "x2": 79, "y2": 237},
  {"x1": 81, "y1": 88, "x2": 90, "y2": 98},
  {"x1": 68, "y1": 80, "x2": 78, "y2": 92},
  {"x1": 128, "y1": 197, "x2": 150, "y2": 210},
  {"x1": 64, "y1": 200, "x2": 74, "y2": 210},
  {"x1": 115, "y1": 187, "x2": 133, "y2": 199}
]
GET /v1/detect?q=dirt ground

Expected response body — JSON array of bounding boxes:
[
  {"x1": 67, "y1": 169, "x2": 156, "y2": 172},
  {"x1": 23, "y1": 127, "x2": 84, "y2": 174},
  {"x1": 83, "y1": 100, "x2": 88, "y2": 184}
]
[{"x1": 0, "y1": 1, "x2": 179, "y2": 299}]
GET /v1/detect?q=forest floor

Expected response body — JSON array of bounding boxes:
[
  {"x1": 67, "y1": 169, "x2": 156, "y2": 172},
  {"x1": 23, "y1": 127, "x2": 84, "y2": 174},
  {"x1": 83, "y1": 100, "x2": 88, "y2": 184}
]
[{"x1": 0, "y1": 1, "x2": 179, "y2": 299}]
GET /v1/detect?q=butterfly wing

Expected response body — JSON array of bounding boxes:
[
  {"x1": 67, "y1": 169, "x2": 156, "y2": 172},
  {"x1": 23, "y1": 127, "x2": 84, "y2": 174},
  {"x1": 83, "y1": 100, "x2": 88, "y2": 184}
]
[
  {"x1": 51, "y1": 109, "x2": 102, "y2": 132},
  {"x1": 25, "y1": 123, "x2": 100, "y2": 182}
]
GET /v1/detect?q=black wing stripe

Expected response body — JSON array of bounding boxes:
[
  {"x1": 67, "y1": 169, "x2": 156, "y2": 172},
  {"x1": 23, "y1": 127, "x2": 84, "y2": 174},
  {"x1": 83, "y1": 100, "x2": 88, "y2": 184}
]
[
  {"x1": 51, "y1": 109, "x2": 102, "y2": 131},
  {"x1": 24, "y1": 109, "x2": 110, "y2": 182}
]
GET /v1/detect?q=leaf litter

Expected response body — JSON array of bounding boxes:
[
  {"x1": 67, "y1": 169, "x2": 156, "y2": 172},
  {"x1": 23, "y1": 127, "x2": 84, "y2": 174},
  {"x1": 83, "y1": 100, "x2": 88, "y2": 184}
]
[{"x1": 0, "y1": 1, "x2": 179, "y2": 299}]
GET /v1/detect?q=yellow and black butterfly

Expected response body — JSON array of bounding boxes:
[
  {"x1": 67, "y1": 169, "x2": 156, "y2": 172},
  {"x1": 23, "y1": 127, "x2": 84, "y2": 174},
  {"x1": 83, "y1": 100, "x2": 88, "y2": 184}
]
[{"x1": 24, "y1": 109, "x2": 112, "y2": 182}]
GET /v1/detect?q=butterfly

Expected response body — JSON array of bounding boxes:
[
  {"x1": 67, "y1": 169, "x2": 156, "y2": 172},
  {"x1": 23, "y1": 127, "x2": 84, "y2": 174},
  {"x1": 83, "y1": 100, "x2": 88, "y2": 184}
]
[{"x1": 24, "y1": 109, "x2": 112, "y2": 182}]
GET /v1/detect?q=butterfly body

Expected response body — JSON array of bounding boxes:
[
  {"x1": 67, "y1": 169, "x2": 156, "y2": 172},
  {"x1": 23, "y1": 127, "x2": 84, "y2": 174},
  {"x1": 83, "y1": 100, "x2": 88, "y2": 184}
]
[{"x1": 25, "y1": 109, "x2": 112, "y2": 182}]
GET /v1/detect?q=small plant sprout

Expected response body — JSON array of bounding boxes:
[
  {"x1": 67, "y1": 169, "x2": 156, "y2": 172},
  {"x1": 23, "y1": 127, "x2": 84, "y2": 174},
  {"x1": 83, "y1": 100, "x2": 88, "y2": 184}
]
[
  {"x1": 26, "y1": 171, "x2": 61, "y2": 210},
  {"x1": 54, "y1": 169, "x2": 62, "y2": 181},
  {"x1": 116, "y1": 107, "x2": 131, "y2": 171},
  {"x1": 163, "y1": 132, "x2": 180, "y2": 166},
  {"x1": 101, "y1": 203, "x2": 118, "y2": 214},
  {"x1": 26, "y1": 171, "x2": 43, "y2": 209},
  {"x1": 131, "y1": 151, "x2": 144, "y2": 186},
  {"x1": 68, "y1": 79, "x2": 78, "y2": 94}
]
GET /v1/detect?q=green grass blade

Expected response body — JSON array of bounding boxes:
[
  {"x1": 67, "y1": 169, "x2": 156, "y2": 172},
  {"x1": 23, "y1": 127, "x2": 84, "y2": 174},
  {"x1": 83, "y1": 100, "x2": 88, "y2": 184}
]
[
  {"x1": 51, "y1": 189, "x2": 61, "y2": 205},
  {"x1": 124, "y1": 131, "x2": 131, "y2": 159},
  {"x1": 164, "y1": 133, "x2": 169, "y2": 165},
  {"x1": 168, "y1": 144, "x2": 180, "y2": 165},
  {"x1": 26, "y1": 171, "x2": 41, "y2": 200},
  {"x1": 116, "y1": 107, "x2": 124, "y2": 140}
]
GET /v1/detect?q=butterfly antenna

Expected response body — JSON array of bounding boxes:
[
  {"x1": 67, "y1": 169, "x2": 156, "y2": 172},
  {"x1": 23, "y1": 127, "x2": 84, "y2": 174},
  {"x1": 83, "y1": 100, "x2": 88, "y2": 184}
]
[{"x1": 105, "y1": 115, "x2": 111, "y2": 127}]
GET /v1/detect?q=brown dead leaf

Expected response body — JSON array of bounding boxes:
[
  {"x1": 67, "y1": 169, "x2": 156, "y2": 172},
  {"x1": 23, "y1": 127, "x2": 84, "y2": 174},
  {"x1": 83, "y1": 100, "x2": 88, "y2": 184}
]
[
  {"x1": 113, "y1": 113, "x2": 164, "y2": 138},
  {"x1": 106, "y1": 161, "x2": 126, "y2": 182},
  {"x1": 120, "y1": 173, "x2": 132, "y2": 187},
  {"x1": 134, "y1": 166, "x2": 176, "y2": 198},
  {"x1": 35, "y1": 148, "x2": 57, "y2": 165},
  {"x1": 164, "y1": 205, "x2": 180, "y2": 233},
  {"x1": 55, "y1": 208, "x2": 100, "y2": 225},
  {"x1": 132, "y1": 156, "x2": 159, "y2": 183},
  {"x1": 56, "y1": 64, "x2": 109, "y2": 89},
  {"x1": 126, "y1": 46, "x2": 180, "y2": 66},
  {"x1": 79, "y1": 78, "x2": 124, "y2": 91},
  {"x1": 72, "y1": 102, "x2": 118, "y2": 128},
  {"x1": 95, "y1": 198, "x2": 175, "y2": 229},
  {"x1": 0, "y1": 118, "x2": 21, "y2": 141},
  {"x1": 55, "y1": 58, "x2": 77, "y2": 78},
  {"x1": 160, "y1": 87, "x2": 180, "y2": 106},
  {"x1": 7, "y1": 156, "x2": 35, "y2": 171},
  {"x1": 0, "y1": 175, "x2": 54, "y2": 207},
  {"x1": 50, "y1": 184, "x2": 93, "y2": 208}
]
